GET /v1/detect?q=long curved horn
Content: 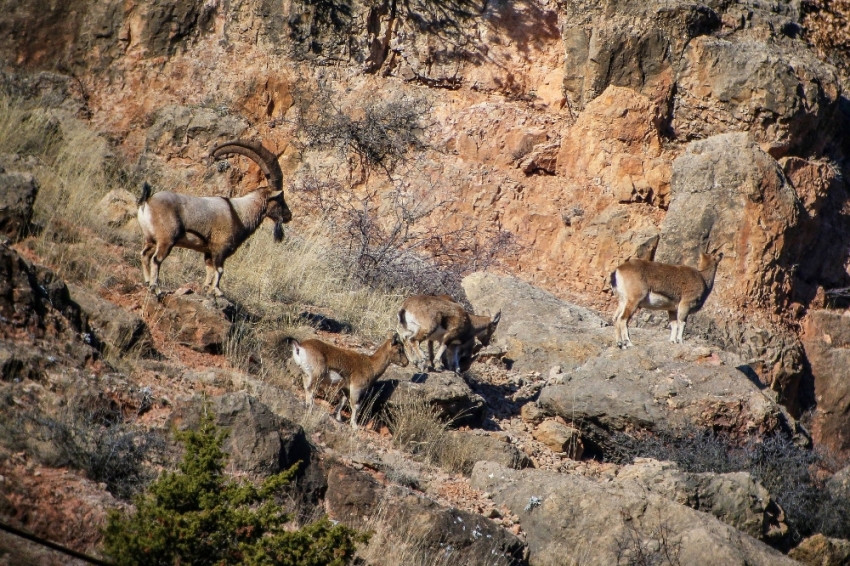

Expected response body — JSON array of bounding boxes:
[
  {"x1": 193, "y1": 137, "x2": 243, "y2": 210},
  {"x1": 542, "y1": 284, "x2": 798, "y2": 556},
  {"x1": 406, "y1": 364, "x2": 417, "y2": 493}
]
[{"x1": 210, "y1": 139, "x2": 283, "y2": 192}]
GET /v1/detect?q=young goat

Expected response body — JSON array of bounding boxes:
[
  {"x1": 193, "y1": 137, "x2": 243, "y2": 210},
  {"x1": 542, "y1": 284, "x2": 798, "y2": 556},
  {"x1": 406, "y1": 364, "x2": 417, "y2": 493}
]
[
  {"x1": 137, "y1": 139, "x2": 292, "y2": 297},
  {"x1": 611, "y1": 251, "x2": 722, "y2": 347},
  {"x1": 397, "y1": 295, "x2": 501, "y2": 373},
  {"x1": 289, "y1": 333, "x2": 408, "y2": 429}
]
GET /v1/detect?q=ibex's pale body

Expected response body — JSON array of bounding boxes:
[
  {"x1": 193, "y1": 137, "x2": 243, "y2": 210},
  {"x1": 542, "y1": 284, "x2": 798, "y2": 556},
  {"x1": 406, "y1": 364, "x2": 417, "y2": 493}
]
[
  {"x1": 290, "y1": 334, "x2": 408, "y2": 429},
  {"x1": 397, "y1": 295, "x2": 500, "y2": 373},
  {"x1": 611, "y1": 252, "x2": 721, "y2": 347},
  {"x1": 137, "y1": 140, "x2": 291, "y2": 297}
]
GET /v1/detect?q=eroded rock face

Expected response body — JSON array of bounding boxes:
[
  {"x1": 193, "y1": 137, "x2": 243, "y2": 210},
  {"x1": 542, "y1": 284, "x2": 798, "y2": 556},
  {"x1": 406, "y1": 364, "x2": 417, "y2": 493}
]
[
  {"x1": 0, "y1": 168, "x2": 38, "y2": 242},
  {"x1": 324, "y1": 463, "x2": 528, "y2": 566},
  {"x1": 67, "y1": 283, "x2": 153, "y2": 355},
  {"x1": 0, "y1": 242, "x2": 84, "y2": 341},
  {"x1": 171, "y1": 392, "x2": 319, "y2": 482},
  {"x1": 801, "y1": 310, "x2": 850, "y2": 455},
  {"x1": 143, "y1": 291, "x2": 235, "y2": 354},
  {"x1": 615, "y1": 459, "x2": 787, "y2": 543},
  {"x1": 376, "y1": 365, "x2": 486, "y2": 427},
  {"x1": 471, "y1": 461, "x2": 799, "y2": 566}
]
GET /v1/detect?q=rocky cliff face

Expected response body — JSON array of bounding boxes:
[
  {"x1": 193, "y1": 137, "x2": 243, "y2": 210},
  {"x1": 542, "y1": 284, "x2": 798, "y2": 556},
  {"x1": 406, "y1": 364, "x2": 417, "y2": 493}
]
[{"x1": 2, "y1": 0, "x2": 850, "y2": 562}]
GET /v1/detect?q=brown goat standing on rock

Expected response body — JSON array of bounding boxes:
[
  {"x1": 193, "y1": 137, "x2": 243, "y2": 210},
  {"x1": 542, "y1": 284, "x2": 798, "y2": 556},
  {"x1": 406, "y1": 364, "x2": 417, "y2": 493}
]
[
  {"x1": 289, "y1": 333, "x2": 408, "y2": 429},
  {"x1": 137, "y1": 140, "x2": 292, "y2": 297},
  {"x1": 611, "y1": 251, "x2": 722, "y2": 348},
  {"x1": 397, "y1": 294, "x2": 500, "y2": 373}
]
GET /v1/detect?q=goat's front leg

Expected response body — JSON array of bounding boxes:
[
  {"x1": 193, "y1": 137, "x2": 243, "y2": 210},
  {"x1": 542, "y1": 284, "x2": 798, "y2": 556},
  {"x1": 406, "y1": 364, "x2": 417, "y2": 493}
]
[
  {"x1": 203, "y1": 254, "x2": 216, "y2": 293},
  {"x1": 209, "y1": 264, "x2": 225, "y2": 297},
  {"x1": 348, "y1": 385, "x2": 365, "y2": 430}
]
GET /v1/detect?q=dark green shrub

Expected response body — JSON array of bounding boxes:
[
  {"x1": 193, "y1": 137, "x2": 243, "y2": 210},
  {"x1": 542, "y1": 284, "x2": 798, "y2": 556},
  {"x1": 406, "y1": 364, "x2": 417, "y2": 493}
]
[{"x1": 102, "y1": 414, "x2": 367, "y2": 566}]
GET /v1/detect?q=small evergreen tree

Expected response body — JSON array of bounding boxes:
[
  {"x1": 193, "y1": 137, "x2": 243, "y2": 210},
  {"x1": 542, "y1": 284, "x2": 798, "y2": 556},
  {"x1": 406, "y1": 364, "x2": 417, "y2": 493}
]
[{"x1": 102, "y1": 413, "x2": 366, "y2": 565}]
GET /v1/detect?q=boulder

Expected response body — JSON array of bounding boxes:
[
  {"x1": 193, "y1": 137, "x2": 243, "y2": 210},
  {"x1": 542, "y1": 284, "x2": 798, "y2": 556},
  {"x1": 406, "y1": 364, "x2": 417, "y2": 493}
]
[
  {"x1": 449, "y1": 430, "x2": 533, "y2": 474},
  {"x1": 472, "y1": 461, "x2": 800, "y2": 566},
  {"x1": 324, "y1": 463, "x2": 527, "y2": 565},
  {"x1": 462, "y1": 272, "x2": 611, "y2": 374},
  {"x1": 802, "y1": 310, "x2": 850, "y2": 455},
  {"x1": 96, "y1": 189, "x2": 138, "y2": 241},
  {"x1": 0, "y1": 242, "x2": 84, "y2": 340},
  {"x1": 789, "y1": 534, "x2": 850, "y2": 566},
  {"x1": 655, "y1": 132, "x2": 806, "y2": 409},
  {"x1": 532, "y1": 420, "x2": 583, "y2": 459},
  {"x1": 143, "y1": 290, "x2": 235, "y2": 354},
  {"x1": 615, "y1": 459, "x2": 786, "y2": 542},
  {"x1": 0, "y1": 168, "x2": 38, "y2": 242},
  {"x1": 463, "y1": 271, "x2": 787, "y2": 451},
  {"x1": 170, "y1": 392, "x2": 318, "y2": 481},
  {"x1": 376, "y1": 365, "x2": 486, "y2": 427},
  {"x1": 67, "y1": 283, "x2": 152, "y2": 355}
]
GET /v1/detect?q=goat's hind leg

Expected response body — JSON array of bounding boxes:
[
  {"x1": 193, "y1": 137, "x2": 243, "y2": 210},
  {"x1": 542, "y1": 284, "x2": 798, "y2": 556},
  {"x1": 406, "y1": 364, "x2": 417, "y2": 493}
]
[
  {"x1": 667, "y1": 311, "x2": 678, "y2": 344},
  {"x1": 147, "y1": 241, "x2": 174, "y2": 296},
  {"x1": 141, "y1": 241, "x2": 155, "y2": 287}
]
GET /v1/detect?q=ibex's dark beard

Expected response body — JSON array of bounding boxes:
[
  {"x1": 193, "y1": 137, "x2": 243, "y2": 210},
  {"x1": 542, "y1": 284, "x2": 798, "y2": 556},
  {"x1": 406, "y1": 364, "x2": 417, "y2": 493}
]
[{"x1": 273, "y1": 221, "x2": 285, "y2": 243}]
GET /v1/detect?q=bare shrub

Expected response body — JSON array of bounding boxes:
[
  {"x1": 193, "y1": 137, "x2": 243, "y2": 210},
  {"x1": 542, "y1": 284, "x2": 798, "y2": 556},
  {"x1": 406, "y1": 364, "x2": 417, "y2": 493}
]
[
  {"x1": 611, "y1": 427, "x2": 850, "y2": 544},
  {"x1": 803, "y1": 0, "x2": 850, "y2": 73},
  {"x1": 615, "y1": 514, "x2": 682, "y2": 566},
  {"x1": 293, "y1": 87, "x2": 431, "y2": 176},
  {"x1": 0, "y1": 399, "x2": 166, "y2": 500},
  {"x1": 292, "y1": 173, "x2": 520, "y2": 297}
]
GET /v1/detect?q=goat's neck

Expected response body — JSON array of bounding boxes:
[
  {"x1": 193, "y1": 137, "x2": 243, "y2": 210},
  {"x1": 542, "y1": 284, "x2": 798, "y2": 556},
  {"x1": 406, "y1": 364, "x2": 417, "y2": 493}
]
[
  {"x1": 699, "y1": 260, "x2": 720, "y2": 291},
  {"x1": 230, "y1": 190, "x2": 269, "y2": 233},
  {"x1": 366, "y1": 339, "x2": 395, "y2": 380},
  {"x1": 468, "y1": 313, "x2": 491, "y2": 334}
]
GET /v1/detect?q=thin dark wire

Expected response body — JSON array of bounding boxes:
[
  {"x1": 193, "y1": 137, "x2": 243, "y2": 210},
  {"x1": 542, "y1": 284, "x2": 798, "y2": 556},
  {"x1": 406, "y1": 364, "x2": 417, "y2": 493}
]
[{"x1": 0, "y1": 520, "x2": 115, "y2": 566}]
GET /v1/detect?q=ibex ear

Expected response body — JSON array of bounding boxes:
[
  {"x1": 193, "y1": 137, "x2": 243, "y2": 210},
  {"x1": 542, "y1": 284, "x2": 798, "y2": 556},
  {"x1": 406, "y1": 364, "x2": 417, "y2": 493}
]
[
  {"x1": 492, "y1": 311, "x2": 501, "y2": 326},
  {"x1": 270, "y1": 190, "x2": 284, "y2": 199},
  {"x1": 391, "y1": 332, "x2": 402, "y2": 345}
]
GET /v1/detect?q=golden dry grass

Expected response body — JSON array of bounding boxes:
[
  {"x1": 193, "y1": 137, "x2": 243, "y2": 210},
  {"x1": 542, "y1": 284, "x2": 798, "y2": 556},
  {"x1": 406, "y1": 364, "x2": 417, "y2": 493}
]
[
  {"x1": 0, "y1": 94, "x2": 404, "y2": 339},
  {"x1": 385, "y1": 396, "x2": 478, "y2": 474}
]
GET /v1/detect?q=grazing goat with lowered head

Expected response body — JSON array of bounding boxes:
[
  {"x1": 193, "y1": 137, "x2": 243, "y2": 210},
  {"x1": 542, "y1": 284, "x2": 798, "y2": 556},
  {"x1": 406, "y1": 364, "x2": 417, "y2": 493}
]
[
  {"x1": 289, "y1": 333, "x2": 408, "y2": 429},
  {"x1": 611, "y1": 251, "x2": 722, "y2": 347},
  {"x1": 137, "y1": 140, "x2": 292, "y2": 297},
  {"x1": 397, "y1": 294, "x2": 500, "y2": 374}
]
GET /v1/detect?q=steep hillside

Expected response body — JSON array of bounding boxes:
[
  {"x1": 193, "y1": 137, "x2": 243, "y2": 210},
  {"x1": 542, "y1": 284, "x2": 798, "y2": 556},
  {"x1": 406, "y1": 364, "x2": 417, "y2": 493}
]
[{"x1": 2, "y1": 0, "x2": 850, "y2": 565}]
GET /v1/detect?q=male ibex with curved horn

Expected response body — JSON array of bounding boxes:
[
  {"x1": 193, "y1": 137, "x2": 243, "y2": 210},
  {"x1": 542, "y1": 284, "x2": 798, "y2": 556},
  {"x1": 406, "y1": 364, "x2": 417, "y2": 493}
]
[{"x1": 137, "y1": 139, "x2": 292, "y2": 297}]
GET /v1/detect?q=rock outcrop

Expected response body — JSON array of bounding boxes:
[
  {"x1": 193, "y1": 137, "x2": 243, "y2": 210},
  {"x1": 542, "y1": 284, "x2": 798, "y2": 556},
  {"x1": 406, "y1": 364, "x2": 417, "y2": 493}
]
[
  {"x1": 0, "y1": 166, "x2": 38, "y2": 242},
  {"x1": 325, "y1": 462, "x2": 528, "y2": 565},
  {"x1": 802, "y1": 310, "x2": 850, "y2": 455},
  {"x1": 464, "y1": 271, "x2": 789, "y2": 455},
  {"x1": 143, "y1": 290, "x2": 237, "y2": 354},
  {"x1": 472, "y1": 461, "x2": 799, "y2": 566}
]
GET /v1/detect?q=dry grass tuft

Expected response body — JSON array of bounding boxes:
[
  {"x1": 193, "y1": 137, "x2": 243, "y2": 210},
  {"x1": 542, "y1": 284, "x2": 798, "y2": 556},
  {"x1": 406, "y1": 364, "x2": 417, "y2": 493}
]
[
  {"x1": 385, "y1": 397, "x2": 478, "y2": 474},
  {"x1": 355, "y1": 497, "x2": 516, "y2": 566}
]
